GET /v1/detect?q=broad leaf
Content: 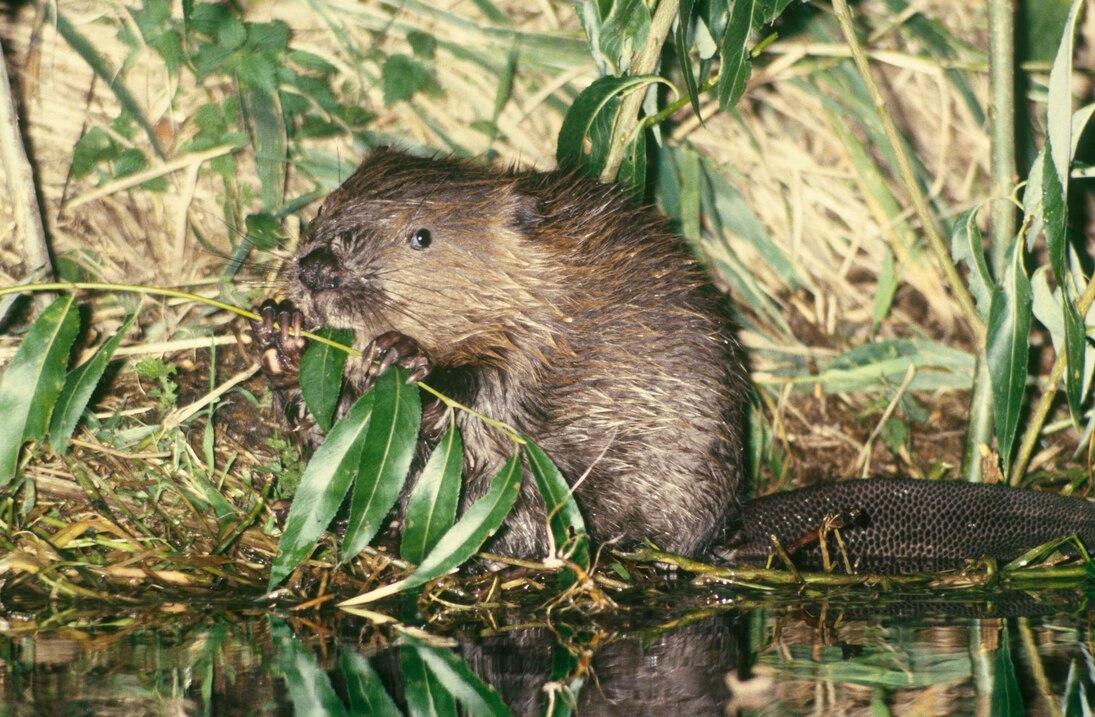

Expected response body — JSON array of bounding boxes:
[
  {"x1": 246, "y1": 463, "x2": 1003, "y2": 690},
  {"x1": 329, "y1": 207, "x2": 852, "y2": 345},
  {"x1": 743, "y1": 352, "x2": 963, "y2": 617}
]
[
  {"x1": 401, "y1": 423, "x2": 463, "y2": 564},
  {"x1": 0, "y1": 295, "x2": 80, "y2": 485},
  {"x1": 341, "y1": 367, "x2": 421, "y2": 558}
]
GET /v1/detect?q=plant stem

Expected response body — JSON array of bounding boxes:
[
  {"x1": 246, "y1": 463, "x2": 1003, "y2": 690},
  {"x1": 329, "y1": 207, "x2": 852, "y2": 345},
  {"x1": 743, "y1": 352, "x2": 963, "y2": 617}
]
[
  {"x1": 600, "y1": 0, "x2": 679, "y2": 183},
  {"x1": 988, "y1": 0, "x2": 1017, "y2": 278},
  {"x1": 0, "y1": 36, "x2": 52, "y2": 308},
  {"x1": 959, "y1": 353, "x2": 995, "y2": 482},
  {"x1": 830, "y1": 0, "x2": 985, "y2": 344}
]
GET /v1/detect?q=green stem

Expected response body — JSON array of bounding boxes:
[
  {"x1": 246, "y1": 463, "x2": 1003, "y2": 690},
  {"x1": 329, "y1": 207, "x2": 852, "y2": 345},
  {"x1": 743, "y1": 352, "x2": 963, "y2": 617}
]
[
  {"x1": 988, "y1": 0, "x2": 1017, "y2": 278},
  {"x1": 600, "y1": 0, "x2": 680, "y2": 182},
  {"x1": 960, "y1": 352, "x2": 994, "y2": 482}
]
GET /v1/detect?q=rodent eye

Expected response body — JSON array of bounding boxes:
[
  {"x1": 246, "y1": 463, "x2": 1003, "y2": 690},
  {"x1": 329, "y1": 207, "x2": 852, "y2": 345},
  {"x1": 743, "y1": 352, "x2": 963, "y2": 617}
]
[{"x1": 409, "y1": 228, "x2": 432, "y2": 250}]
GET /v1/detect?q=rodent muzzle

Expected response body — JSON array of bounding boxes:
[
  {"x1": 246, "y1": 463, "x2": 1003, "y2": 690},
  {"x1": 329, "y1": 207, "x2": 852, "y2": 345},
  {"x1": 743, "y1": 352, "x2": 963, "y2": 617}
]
[{"x1": 298, "y1": 246, "x2": 343, "y2": 293}]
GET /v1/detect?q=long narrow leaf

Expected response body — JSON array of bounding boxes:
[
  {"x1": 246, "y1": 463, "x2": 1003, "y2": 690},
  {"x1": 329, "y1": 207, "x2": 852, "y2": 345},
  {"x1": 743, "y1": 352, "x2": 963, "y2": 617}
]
[
  {"x1": 268, "y1": 391, "x2": 375, "y2": 590},
  {"x1": 949, "y1": 209, "x2": 994, "y2": 319},
  {"x1": 1042, "y1": 0, "x2": 1086, "y2": 421},
  {"x1": 341, "y1": 651, "x2": 402, "y2": 717},
  {"x1": 986, "y1": 242, "x2": 1031, "y2": 473},
  {"x1": 716, "y1": 0, "x2": 755, "y2": 109},
  {"x1": 49, "y1": 313, "x2": 136, "y2": 453},
  {"x1": 340, "y1": 454, "x2": 522, "y2": 606},
  {"x1": 556, "y1": 74, "x2": 665, "y2": 176},
  {"x1": 401, "y1": 634, "x2": 512, "y2": 717},
  {"x1": 401, "y1": 643, "x2": 457, "y2": 717},
  {"x1": 524, "y1": 439, "x2": 590, "y2": 584},
  {"x1": 0, "y1": 295, "x2": 80, "y2": 485},
  {"x1": 401, "y1": 423, "x2": 463, "y2": 564},
  {"x1": 299, "y1": 327, "x2": 354, "y2": 433},
  {"x1": 341, "y1": 367, "x2": 422, "y2": 558},
  {"x1": 675, "y1": 0, "x2": 703, "y2": 121}
]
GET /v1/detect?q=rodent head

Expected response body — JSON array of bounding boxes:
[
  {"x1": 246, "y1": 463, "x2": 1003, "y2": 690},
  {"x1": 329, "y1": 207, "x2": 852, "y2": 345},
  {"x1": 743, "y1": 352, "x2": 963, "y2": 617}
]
[{"x1": 286, "y1": 150, "x2": 553, "y2": 367}]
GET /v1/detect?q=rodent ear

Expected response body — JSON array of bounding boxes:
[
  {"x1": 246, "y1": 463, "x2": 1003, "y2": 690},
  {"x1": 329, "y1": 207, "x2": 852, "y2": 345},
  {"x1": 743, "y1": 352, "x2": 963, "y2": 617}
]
[{"x1": 510, "y1": 192, "x2": 542, "y2": 234}]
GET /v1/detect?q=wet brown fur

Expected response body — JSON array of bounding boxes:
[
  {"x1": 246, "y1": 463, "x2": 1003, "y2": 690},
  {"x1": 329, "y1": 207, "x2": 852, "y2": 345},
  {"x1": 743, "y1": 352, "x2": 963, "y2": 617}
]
[{"x1": 281, "y1": 149, "x2": 750, "y2": 559}]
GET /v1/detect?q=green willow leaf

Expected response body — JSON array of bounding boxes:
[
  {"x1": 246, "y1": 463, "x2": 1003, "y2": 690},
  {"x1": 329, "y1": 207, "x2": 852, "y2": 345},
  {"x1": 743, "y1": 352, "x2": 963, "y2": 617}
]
[
  {"x1": 299, "y1": 327, "x2": 354, "y2": 433},
  {"x1": 341, "y1": 367, "x2": 422, "y2": 558},
  {"x1": 556, "y1": 74, "x2": 665, "y2": 176},
  {"x1": 986, "y1": 242, "x2": 1031, "y2": 473},
  {"x1": 716, "y1": 0, "x2": 756, "y2": 110},
  {"x1": 270, "y1": 621, "x2": 348, "y2": 717},
  {"x1": 49, "y1": 313, "x2": 136, "y2": 454},
  {"x1": 401, "y1": 643, "x2": 457, "y2": 717},
  {"x1": 340, "y1": 455, "x2": 522, "y2": 606},
  {"x1": 617, "y1": 124, "x2": 647, "y2": 199},
  {"x1": 990, "y1": 625, "x2": 1025, "y2": 716},
  {"x1": 401, "y1": 423, "x2": 463, "y2": 564},
  {"x1": 268, "y1": 391, "x2": 374, "y2": 590},
  {"x1": 675, "y1": 0, "x2": 703, "y2": 121},
  {"x1": 341, "y1": 651, "x2": 402, "y2": 717},
  {"x1": 401, "y1": 634, "x2": 512, "y2": 717},
  {"x1": 409, "y1": 454, "x2": 521, "y2": 581},
  {"x1": 0, "y1": 295, "x2": 80, "y2": 486},
  {"x1": 524, "y1": 439, "x2": 590, "y2": 584},
  {"x1": 949, "y1": 208, "x2": 994, "y2": 319}
]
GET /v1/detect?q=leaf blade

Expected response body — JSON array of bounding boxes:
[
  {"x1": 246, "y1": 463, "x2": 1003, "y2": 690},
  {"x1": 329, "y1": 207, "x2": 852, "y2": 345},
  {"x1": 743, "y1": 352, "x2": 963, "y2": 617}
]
[
  {"x1": 0, "y1": 295, "x2": 80, "y2": 485},
  {"x1": 400, "y1": 423, "x2": 463, "y2": 564},
  {"x1": 268, "y1": 392, "x2": 375, "y2": 590},
  {"x1": 341, "y1": 367, "x2": 422, "y2": 558}
]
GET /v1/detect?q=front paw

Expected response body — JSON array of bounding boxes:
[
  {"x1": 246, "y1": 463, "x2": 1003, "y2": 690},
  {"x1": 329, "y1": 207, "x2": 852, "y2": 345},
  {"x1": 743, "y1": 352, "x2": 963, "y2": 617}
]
[
  {"x1": 251, "y1": 299, "x2": 307, "y2": 388},
  {"x1": 362, "y1": 331, "x2": 432, "y2": 389}
]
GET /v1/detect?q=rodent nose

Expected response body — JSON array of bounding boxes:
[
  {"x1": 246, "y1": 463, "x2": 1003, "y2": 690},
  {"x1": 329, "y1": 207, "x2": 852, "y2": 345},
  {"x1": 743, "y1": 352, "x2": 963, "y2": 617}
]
[{"x1": 298, "y1": 246, "x2": 343, "y2": 292}]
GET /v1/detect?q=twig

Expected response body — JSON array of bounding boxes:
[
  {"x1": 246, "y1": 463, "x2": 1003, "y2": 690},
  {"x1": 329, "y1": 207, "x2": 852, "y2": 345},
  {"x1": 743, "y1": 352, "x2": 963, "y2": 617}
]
[
  {"x1": 600, "y1": 0, "x2": 679, "y2": 182},
  {"x1": 0, "y1": 36, "x2": 52, "y2": 308}
]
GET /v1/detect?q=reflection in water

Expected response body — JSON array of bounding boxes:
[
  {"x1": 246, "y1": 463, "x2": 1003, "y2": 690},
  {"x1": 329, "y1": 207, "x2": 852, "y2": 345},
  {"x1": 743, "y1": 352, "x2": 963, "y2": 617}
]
[{"x1": 0, "y1": 595, "x2": 1093, "y2": 715}]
